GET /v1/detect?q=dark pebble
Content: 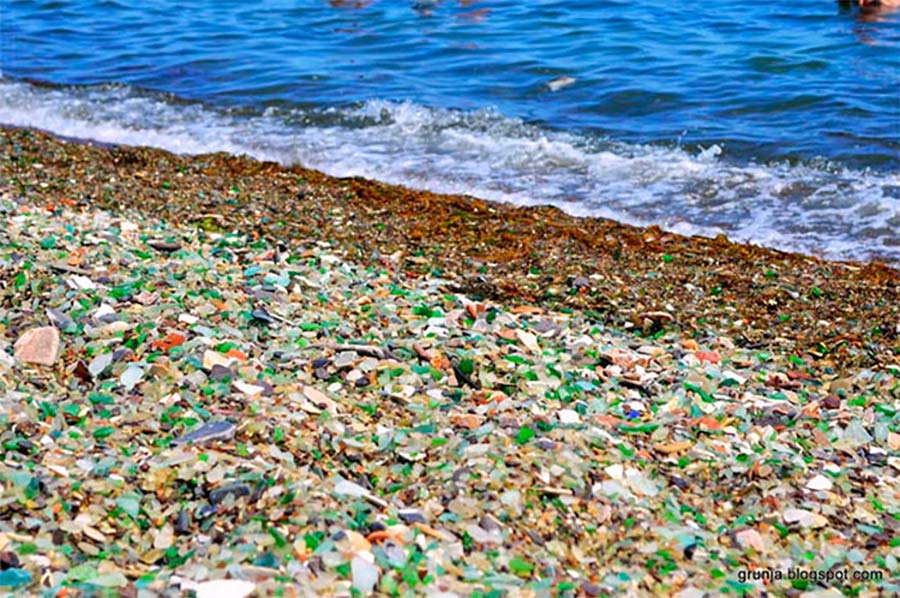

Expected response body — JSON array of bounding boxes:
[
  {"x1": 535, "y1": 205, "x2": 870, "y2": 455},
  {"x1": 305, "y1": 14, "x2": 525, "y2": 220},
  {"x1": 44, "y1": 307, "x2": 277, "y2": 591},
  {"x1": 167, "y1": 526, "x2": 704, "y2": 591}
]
[
  {"x1": 355, "y1": 377, "x2": 370, "y2": 388},
  {"x1": 368, "y1": 521, "x2": 388, "y2": 533},
  {"x1": 532, "y1": 319, "x2": 558, "y2": 334},
  {"x1": 172, "y1": 420, "x2": 236, "y2": 446},
  {"x1": 72, "y1": 360, "x2": 91, "y2": 382},
  {"x1": 196, "y1": 503, "x2": 217, "y2": 519},
  {"x1": 670, "y1": 477, "x2": 691, "y2": 491},
  {"x1": 570, "y1": 276, "x2": 591, "y2": 289},
  {"x1": 823, "y1": 395, "x2": 842, "y2": 409},
  {"x1": 208, "y1": 364, "x2": 234, "y2": 382},
  {"x1": 147, "y1": 240, "x2": 181, "y2": 253},
  {"x1": 312, "y1": 358, "x2": 332, "y2": 369},
  {"x1": 865, "y1": 532, "x2": 890, "y2": 549},
  {"x1": 11, "y1": 439, "x2": 35, "y2": 455},
  {"x1": 174, "y1": 509, "x2": 191, "y2": 534},
  {"x1": 46, "y1": 307, "x2": 75, "y2": 331},
  {"x1": 0, "y1": 551, "x2": 20, "y2": 571},
  {"x1": 208, "y1": 482, "x2": 251, "y2": 505},
  {"x1": 581, "y1": 582, "x2": 602, "y2": 597},
  {"x1": 397, "y1": 509, "x2": 426, "y2": 524},
  {"x1": 479, "y1": 514, "x2": 502, "y2": 532},
  {"x1": 251, "y1": 308, "x2": 274, "y2": 324},
  {"x1": 112, "y1": 347, "x2": 134, "y2": 362}
]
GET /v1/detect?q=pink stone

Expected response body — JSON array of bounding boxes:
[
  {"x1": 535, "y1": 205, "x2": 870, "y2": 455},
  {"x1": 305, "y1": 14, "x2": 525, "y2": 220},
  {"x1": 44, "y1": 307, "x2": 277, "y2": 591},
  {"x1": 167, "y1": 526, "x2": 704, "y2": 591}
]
[{"x1": 13, "y1": 326, "x2": 60, "y2": 366}]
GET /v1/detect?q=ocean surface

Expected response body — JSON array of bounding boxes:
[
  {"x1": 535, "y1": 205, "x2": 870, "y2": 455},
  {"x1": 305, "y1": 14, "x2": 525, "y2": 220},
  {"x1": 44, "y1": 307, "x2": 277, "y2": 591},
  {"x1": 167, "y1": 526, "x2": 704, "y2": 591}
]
[{"x1": 1, "y1": 0, "x2": 899, "y2": 262}]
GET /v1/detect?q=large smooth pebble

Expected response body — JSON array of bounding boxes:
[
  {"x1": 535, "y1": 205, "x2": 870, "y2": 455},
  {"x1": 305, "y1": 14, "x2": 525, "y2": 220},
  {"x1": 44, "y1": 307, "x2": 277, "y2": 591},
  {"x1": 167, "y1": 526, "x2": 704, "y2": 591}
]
[{"x1": 14, "y1": 326, "x2": 60, "y2": 366}]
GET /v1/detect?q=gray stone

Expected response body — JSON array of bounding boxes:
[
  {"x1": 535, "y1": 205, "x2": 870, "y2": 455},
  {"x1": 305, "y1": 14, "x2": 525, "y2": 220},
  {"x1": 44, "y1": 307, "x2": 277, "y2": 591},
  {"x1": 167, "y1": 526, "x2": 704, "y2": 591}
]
[{"x1": 172, "y1": 421, "x2": 236, "y2": 446}]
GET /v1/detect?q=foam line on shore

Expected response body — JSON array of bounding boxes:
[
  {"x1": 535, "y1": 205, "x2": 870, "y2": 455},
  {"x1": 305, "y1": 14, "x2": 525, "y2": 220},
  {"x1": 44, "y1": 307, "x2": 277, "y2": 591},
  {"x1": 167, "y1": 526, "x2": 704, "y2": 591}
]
[{"x1": 1, "y1": 78, "x2": 897, "y2": 262}]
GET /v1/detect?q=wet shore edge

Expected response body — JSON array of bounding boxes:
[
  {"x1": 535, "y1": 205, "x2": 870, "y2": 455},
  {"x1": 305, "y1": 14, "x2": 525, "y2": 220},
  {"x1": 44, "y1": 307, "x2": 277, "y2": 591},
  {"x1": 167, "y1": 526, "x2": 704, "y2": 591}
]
[{"x1": 2, "y1": 125, "x2": 898, "y2": 370}]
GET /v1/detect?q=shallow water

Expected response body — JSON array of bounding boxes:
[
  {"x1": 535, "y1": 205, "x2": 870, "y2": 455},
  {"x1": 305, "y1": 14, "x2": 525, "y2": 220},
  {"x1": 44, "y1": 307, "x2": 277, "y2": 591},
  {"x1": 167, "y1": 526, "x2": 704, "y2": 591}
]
[{"x1": 1, "y1": 0, "x2": 898, "y2": 261}]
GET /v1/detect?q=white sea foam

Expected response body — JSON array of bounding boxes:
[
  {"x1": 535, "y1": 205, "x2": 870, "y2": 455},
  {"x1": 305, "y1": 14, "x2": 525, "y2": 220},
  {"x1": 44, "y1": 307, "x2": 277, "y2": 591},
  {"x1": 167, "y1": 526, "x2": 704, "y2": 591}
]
[{"x1": 1, "y1": 79, "x2": 897, "y2": 262}]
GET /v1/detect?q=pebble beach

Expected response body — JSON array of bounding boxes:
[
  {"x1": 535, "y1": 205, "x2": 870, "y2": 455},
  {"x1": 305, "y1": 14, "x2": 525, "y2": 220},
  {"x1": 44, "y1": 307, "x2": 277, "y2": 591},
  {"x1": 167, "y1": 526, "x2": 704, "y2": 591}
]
[{"x1": 0, "y1": 127, "x2": 899, "y2": 597}]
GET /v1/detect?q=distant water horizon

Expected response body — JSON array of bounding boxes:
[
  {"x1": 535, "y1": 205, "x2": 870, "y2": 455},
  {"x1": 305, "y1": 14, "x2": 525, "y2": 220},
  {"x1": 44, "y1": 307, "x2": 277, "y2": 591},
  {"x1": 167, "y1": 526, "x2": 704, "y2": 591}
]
[{"x1": 1, "y1": 0, "x2": 898, "y2": 262}]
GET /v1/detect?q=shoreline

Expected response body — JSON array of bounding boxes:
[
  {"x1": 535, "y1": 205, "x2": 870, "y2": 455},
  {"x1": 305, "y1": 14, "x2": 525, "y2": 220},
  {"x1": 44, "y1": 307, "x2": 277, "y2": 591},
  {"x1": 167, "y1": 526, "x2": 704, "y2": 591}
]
[
  {"x1": 1, "y1": 126, "x2": 898, "y2": 370},
  {"x1": 0, "y1": 125, "x2": 898, "y2": 596}
]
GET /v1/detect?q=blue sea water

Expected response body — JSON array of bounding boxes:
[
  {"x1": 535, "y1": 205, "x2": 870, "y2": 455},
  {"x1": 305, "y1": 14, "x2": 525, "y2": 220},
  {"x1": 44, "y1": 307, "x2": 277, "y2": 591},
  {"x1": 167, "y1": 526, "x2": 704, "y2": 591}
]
[{"x1": 1, "y1": 0, "x2": 898, "y2": 261}]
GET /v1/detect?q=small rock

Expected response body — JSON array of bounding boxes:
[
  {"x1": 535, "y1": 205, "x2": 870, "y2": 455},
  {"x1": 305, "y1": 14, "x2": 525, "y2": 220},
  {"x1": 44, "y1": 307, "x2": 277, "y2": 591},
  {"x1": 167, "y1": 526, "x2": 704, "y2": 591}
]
[
  {"x1": 178, "y1": 313, "x2": 199, "y2": 325},
  {"x1": 735, "y1": 528, "x2": 766, "y2": 552},
  {"x1": 174, "y1": 510, "x2": 191, "y2": 534},
  {"x1": 822, "y1": 395, "x2": 842, "y2": 410},
  {"x1": 334, "y1": 479, "x2": 370, "y2": 498},
  {"x1": 533, "y1": 319, "x2": 559, "y2": 334},
  {"x1": 233, "y1": 380, "x2": 264, "y2": 396},
  {"x1": 334, "y1": 351, "x2": 358, "y2": 369},
  {"x1": 113, "y1": 347, "x2": 134, "y2": 362},
  {"x1": 888, "y1": 432, "x2": 900, "y2": 451},
  {"x1": 783, "y1": 507, "x2": 827, "y2": 528},
  {"x1": 88, "y1": 352, "x2": 113, "y2": 378},
  {"x1": 642, "y1": 311, "x2": 674, "y2": 323},
  {"x1": 67, "y1": 275, "x2": 96, "y2": 290},
  {"x1": 153, "y1": 524, "x2": 174, "y2": 550},
  {"x1": 339, "y1": 530, "x2": 372, "y2": 554},
  {"x1": 805, "y1": 474, "x2": 833, "y2": 492},
  {"x1": 202, "y1": 350, "x2": 236, "y2": 371},
  {"x1": 119, "y1": 365, "x2": 144, "y2": 390},
  {"x1": 93, "y1": 303, "x2": 118, "y2": 323},
  {"x1": 172, "y1": 421, "x2": 236, "y2": 445},
  {"x1": 209, "y1": 483, "x2": 251, "y2": 505},
  {"x1": 397, "y1": 509, "x2": 426, "y2": 524},
  {"x1": 46, "y1": 308, "x2": 75, "y2": 331},
  {"x1": 147, "y1": 240, "x2": 181, "y2": 253},
  {"x1": 133, "y1": 290, "x2": 159, "y2": 306},
  {"x1": 196, "y1": 503, "x2": 217, "y2": 519},
  {"x1": 208, "y1": 364, "x2": 235, "y2": 382},
  {"x1": 653, "y1": 441, "x2": 692, "y2": 454},
  {"x1": 569, "y1": 276, "x2": 590, "y2": 289},
  {"x1": 515, "y1": 329, "x2": 541, "y2": 353},
  {"x1": 13, "y1": 326, "x2": 60, "y2": 366},
  {"x1": 351, "y1": 555, "x2": 379, "y2": 594},
  {"x1": 304, "y1": 385, "x2": 339, "y2": 414},
  {"x1": 558, "y1": 409, "x2": 580, "y2": 424},
  {"x1": 465, "y1": 523, "x2": 501, "y2": 545},
  {"x1": 479, "y1": 514, "x2": 503, "y2": 532},
  {"x1": 251, "y1": 308, "x2": 274, "y2": 324},
  {"x1": 0, "y1": 551, "x2": 20, "y2": 571}
]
